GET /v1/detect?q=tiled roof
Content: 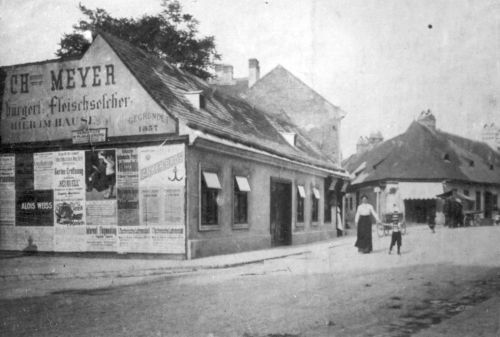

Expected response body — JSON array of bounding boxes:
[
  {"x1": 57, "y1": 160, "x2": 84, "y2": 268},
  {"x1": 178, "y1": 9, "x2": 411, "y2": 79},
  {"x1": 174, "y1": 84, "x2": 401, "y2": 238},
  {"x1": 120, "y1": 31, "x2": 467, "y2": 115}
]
[
  {"x1": 242, "y1": 65, "x2": 346, "y2": 126},
  {"x1": 344, "y1": 121, "x2": 500, "y2": 186},
  {"x1": 100, "y1": 32, "x2": 343, "y2": 172}
]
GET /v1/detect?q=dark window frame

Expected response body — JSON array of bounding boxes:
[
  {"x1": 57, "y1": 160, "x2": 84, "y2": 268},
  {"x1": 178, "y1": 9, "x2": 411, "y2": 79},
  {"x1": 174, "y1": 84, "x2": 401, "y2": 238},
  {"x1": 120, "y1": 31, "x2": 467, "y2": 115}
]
[
  {"x1": 311, "y1": 186, "x2": 319, "y2": 224},
  {"x1": 296, "y1": 185, "x2": 305, "y2": 225},
  {"x1": 199, "y1": 169, "x2": 221, "y2": 231},
  {"x1": 233, "y1": 174, "x2": 250, "y2": 229}
]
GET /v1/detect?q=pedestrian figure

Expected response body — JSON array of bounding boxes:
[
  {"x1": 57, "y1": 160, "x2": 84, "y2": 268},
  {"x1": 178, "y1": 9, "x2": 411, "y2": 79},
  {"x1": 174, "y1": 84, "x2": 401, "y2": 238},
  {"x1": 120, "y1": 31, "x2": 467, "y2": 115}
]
[
  {"x1": 388, "y1": 204, "x2": 402, "y2": 255},
  {"x1": 427, "y1": 213, "x2": 436, "y2": 233},
  {"x1": 355, "y1": 195, "x2": 381, "y2": 254}
]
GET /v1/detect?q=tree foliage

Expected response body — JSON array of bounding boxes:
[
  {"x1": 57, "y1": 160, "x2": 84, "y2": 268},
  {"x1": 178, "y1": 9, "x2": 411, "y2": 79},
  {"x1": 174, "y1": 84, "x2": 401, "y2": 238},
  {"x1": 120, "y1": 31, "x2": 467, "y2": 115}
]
[{"x1": 56, "y1": 0, "x2": 220, "y2": 79}]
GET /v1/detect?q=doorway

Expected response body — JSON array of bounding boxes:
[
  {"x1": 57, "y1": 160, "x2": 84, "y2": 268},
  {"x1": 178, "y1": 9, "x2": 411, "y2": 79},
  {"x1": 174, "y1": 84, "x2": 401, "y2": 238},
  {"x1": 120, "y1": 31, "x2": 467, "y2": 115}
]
[
  {"x1": 484, "y1": 192, "x2": 493, "y2": 218},
  {"x1": 270, "y1": 179, "x2": 292, "y2": 246}
]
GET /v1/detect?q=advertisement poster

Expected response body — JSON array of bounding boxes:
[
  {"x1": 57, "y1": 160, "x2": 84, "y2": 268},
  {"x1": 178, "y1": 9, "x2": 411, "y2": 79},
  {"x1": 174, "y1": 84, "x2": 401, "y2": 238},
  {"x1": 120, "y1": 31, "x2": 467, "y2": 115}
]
[
  {"x1": 116, "y1": 148, "x2": 139, "y2": 227},
  {"x1": 117, "y1": 226, "x2": 151, "y2": 253},
  {"x1": 0, "y1": 154, "x2": 15, "y2": 226},
  {"x1": 15, "y1": 190, "x2": 54, "y2": 227},
  {"x1": 34, "y1": 152, "x2": 54, "y2": 190},
  {"x1": 138, "y1": 145, "x2": 186, "y2": 254},
  {"x1": 117, "y1": 188, "x2": 139, "y2": 226},
  {"x1": 86, "y1": 200, "x2": 117, "y2": 251},
  {"x1": 54, "y1": 151, "x2": 86, "y2": 251},
  {"x1": 85, "y1": 149, "x2": 116, "y2": 200}
]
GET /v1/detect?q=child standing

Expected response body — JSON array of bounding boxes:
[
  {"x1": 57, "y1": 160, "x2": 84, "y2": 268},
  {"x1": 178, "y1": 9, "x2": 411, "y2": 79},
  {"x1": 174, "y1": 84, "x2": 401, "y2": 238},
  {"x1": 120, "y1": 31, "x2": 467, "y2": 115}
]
[{"x1": 389, "y1": 204, "x2": 402, "y2": 255}]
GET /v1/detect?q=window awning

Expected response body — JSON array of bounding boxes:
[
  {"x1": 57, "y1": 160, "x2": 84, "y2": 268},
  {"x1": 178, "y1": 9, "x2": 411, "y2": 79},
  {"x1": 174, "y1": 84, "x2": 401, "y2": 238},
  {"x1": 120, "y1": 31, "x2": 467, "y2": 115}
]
[
  {"x1": 313, "y1": 187, "x2": 321, "y2": 199},
  {"x1": 399, "y1": 182, "x2": 444, "y2": 200},
  {"x1": 202, "y1": 172, "x2": 221, "y2": 189},
  {"x1": 235, "y1": 176, "x2": 251, "y2": 192},
  {"x1": 297, "y1": 185, "x2": 305, "y2": 198}
]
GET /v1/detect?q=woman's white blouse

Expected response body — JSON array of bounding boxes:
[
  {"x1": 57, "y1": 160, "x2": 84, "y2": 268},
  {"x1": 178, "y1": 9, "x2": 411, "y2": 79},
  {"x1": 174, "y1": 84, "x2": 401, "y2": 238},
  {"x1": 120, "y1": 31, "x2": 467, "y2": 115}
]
[{"x1": 355, "y1": 203, "x2": 380, "y2": 224}]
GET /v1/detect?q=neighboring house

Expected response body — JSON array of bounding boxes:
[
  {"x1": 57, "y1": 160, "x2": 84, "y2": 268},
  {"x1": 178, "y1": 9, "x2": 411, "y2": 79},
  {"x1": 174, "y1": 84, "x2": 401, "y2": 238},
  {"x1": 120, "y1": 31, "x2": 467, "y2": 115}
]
[
  {"x1": 343, "y1": 111, "x2": 500, "y2": 225},
  {"x1": 0, "y1": 32, "x2": 348, "y2": 259},
  {"x1": 211, "y1": 59, "x2": 346, "y2": 165}
]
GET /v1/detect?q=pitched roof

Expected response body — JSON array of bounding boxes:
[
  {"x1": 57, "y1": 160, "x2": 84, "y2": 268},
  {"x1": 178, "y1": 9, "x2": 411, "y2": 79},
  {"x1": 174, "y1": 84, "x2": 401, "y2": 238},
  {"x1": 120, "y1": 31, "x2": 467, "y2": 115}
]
[
  {"x1": 242, "y1": 65, "x2": 346, "y2": 126},
  {"x1": 99, "y1": 32, "x2": 343, "y2": 173},
  {"x1": 344, "y1": 121, "x2": 500, "y2": 186}
]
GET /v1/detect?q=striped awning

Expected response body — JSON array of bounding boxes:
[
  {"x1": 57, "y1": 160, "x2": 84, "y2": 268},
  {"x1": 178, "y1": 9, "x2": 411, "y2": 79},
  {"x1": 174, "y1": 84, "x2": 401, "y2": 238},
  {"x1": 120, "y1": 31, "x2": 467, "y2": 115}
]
[{"x1": 399, "y1": 182, "x2": 444, "y2": 200}]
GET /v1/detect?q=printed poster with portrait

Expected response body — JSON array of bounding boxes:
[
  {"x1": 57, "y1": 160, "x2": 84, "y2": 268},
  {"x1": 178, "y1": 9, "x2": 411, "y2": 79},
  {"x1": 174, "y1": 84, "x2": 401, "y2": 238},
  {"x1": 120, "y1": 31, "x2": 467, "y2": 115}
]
[
  {"x1": 85, "y1": 149, "x2": 118, "y2": 251},
  {"x1": 53, "y1": 151, "x2": 86, "y2": 251}
]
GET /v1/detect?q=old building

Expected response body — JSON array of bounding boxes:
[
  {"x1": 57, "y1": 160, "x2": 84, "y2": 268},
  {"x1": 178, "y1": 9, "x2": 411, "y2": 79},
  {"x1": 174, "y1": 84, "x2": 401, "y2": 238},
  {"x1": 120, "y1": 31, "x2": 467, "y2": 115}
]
[
  {"x1": 211, "y1": 60, "x2": 346, "y2": 165},
  {"x1": 0, "y1": 32, "x2": 348, "y2": 258},
  {"x1": 343, "y1": 111, "x2": 500, "y2": 225}
]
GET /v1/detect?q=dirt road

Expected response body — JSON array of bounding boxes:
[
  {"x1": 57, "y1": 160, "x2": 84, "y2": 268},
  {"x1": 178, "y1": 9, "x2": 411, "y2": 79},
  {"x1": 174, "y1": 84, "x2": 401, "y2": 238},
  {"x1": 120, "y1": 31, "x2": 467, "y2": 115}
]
[{"x1": 1, "y1": 225, "x2": 500, "y2": 336}]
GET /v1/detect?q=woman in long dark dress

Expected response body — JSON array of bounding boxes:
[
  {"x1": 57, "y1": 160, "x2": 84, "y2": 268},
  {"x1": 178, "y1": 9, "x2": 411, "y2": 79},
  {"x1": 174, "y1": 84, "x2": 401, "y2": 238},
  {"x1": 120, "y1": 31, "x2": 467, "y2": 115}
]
[{"x1": 355, "y1": 195, "x2": 381, "y2": 253}]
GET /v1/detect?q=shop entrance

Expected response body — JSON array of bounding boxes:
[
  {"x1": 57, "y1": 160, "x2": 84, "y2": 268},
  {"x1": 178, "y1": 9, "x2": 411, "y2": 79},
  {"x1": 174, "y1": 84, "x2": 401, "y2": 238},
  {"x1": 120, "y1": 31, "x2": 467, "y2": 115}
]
[
  {"x1": 270, "y1": 179, "x2": 292, "y2": 246},
  {"x1": 404, "y1": 199, "x2": 436, "y2": 223}
]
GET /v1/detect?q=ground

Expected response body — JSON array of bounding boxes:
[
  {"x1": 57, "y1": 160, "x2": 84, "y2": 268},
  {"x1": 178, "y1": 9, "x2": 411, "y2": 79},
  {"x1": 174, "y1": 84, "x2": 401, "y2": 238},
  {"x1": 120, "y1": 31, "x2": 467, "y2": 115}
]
[{"x1": 1, "y1": 225, "x2": 500, "y2": 336}]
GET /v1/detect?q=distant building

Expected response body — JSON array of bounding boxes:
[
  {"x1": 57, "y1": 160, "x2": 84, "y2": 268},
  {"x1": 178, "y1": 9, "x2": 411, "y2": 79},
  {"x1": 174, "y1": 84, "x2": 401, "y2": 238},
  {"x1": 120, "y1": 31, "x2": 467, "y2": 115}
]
[
  {"x1": 211, "y1": 60, "x2": 346, "y2": 165},
  {"x1": 343, "y1": 111, "x2": 500, "y2": 225},
  {"x1": 0, "y1": 32, "x2": 348, "y2": 259},
  {"x1": 482, "y1": 123, "x2": 500, "y2": 152},
  {"x1": 356, "y1": 131, "x2": 384, "y2": 155}
]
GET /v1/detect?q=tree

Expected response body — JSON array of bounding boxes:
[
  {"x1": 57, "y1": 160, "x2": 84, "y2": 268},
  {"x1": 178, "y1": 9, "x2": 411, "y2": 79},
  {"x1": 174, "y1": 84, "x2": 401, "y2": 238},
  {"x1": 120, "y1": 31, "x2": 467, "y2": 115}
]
[{"x1": 56, "y1": 0, "x2": 220, "y2": 79}]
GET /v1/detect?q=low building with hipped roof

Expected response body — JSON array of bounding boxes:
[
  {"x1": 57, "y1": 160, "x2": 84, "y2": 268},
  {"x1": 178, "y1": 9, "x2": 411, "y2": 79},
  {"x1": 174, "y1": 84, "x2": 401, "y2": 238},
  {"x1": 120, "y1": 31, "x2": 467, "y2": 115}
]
[
  {"x1": 0, "y1": 32, "x2": 348, "y2": 259},
  {"x1": 343, "y1": 110, "x2": 500, "y2": 226}
]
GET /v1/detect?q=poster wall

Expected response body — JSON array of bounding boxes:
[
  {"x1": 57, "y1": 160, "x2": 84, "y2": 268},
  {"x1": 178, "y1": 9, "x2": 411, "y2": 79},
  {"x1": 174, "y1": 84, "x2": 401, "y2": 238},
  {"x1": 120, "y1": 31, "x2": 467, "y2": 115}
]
[
  {"x1": 0, "y1": 144, "x2": 186, "y2": 255},
  {"x1": 53, "y1": 151, "x2": 86, "y2": 251},
  {"x1": 0, "y1": 154, "x2": 15, "y2": 226}
]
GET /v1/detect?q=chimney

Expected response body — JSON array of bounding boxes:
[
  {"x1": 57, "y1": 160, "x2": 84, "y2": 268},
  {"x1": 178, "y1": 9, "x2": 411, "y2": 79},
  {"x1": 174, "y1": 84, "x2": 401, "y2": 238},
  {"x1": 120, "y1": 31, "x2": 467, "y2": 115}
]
[
  {"x1": 248, "y1": 58, "x2": 260, "y2": 88},
  {"x1": 417, "y1": 109, "x2": 436, "y2": 130},
  {"x1": 213, "y1": 64, "x2": 235, "y2": 85}
]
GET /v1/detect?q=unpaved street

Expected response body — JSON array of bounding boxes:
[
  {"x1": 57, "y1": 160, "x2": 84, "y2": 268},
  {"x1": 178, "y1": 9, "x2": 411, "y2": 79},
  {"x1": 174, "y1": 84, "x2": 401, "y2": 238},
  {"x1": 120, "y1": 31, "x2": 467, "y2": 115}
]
[{"x1": 2, "y1": 225, "x2": 500, "y2": 337}]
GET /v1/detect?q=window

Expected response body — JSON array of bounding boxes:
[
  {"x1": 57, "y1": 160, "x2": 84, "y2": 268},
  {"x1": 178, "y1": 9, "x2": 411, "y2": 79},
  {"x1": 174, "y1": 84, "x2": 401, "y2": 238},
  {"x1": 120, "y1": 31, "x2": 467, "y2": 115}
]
[
  {"x1": 297, "y1": 185, "x2": 305, "y2": 223},
  {"x1": 464, "y1": 189, "x2": 469, "y2": 196},
  {"x1": 201, "y1": 171, "x2": 221, "y2": 226},
  {"x1": 476, "y1": 191, "x2": 481, "y2": 211},
  {"x1": 311, "y1": 187, "x2": 320, "y2": 223},
  {"x1": 234, "y1": 176, "x2": 250, "y2": 225}
]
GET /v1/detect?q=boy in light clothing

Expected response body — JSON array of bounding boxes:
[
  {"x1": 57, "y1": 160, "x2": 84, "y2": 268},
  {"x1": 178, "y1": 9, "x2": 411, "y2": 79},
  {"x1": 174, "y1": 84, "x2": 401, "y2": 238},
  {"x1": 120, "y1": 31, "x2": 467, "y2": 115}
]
[{"x1": 389, "y1": 204, "x2": 402, "y2": 255}]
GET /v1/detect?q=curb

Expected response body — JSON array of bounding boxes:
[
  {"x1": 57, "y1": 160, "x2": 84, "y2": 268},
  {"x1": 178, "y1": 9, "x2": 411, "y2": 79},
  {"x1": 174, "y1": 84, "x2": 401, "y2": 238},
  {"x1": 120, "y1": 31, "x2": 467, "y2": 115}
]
[{"x1": 0, "y1": 250, "x2": 311, "y2": 282}]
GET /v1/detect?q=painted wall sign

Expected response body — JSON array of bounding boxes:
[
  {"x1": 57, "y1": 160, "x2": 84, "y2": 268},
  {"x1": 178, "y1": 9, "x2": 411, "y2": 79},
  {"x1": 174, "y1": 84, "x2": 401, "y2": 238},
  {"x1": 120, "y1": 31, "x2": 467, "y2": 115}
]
[{"x1": 1, "y1": 36, "x2": 176, "y2": 144}]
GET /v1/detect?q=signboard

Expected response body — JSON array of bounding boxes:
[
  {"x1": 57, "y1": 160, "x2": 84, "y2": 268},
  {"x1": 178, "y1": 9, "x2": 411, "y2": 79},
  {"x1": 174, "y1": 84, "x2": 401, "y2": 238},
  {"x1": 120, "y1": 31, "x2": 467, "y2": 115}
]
[
  {"x1": 72, "y1": 128, "x2": 107, "y2": 144},
  {"x1": 1, "y1": 36, "x2": 176, "y2": 144}
]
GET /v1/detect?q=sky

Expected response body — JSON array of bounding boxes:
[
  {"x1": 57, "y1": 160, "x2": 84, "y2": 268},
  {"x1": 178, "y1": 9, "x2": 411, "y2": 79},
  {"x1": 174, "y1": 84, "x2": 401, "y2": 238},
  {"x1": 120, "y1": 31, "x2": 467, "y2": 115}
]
[{"x1": 1, "y1": 0, "x2": 499, "y2": 157}]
